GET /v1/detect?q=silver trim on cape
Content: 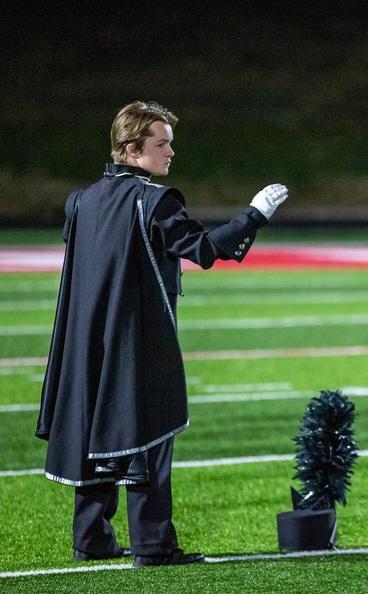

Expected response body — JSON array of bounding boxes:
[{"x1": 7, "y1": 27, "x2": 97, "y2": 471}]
[
  {"x1": 44, "y1": 187, "x2": 189, "y2": 485},
  {"x1": 113, "y1": 172, "x2": 151, "y2": 182},
  {"x1": 137, "y1": 196, "x2": 177, "y2": 329},
  {"x1": 87, "y1": 419, "x2": 189, "y2": 459},
  {"x1": 44, "y1": 471, "x2": 141, "y2": 487},
  {"x1": 87, "y1": 196, "x2": 188, "y2": 460}
]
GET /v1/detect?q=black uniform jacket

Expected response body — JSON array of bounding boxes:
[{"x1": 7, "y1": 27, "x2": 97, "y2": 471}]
[{"x1": 35, "y1": 164, "x2": 267, "y2": 486}]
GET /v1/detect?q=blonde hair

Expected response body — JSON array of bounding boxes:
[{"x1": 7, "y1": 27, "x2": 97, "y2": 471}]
[{"x1": 111, "y1": 100, "x2": 178, "y2": 163}]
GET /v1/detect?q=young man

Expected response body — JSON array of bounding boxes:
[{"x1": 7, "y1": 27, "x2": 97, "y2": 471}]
[{"x1": 36, "y1": 100, "x2": 288, "y2": 567}]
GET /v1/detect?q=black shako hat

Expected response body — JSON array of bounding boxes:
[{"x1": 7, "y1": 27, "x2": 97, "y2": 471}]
[
  {"x1": 277, "y1": 488, "x2": 336, "y2": 551},
  {"x1": 277, "y1": 390, "x2": 357, "y2": 551}
]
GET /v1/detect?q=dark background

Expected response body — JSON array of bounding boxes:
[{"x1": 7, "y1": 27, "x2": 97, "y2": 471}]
[{"x1": 2, "y1": 1, "x2": 368, "y2": 225}]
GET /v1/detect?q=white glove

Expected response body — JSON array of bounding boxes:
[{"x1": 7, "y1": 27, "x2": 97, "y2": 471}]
[{"x1": 250, "y1": 183, "x2": 288, "y2": 219}]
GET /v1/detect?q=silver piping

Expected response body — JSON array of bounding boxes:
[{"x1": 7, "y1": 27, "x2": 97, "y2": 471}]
[
  {"x1": 44, "y1": 472, "x2": 115, "y2": 487},
  {"x1": 116, "y1": 478, "x2": 141, "y2": 486},
  {"x1": 112, "y1": 172, "x2": 151, "y2": 182},
  {"x1": 87, "y1": 419, "x2": 189, "y2": 459},
  {"x1": 44, "y1": 471, "x2": 145, "y2": 487},
  {"x1": 44, "y1": 186, "x2": 188, "y2": 483},
  {"x1": 137, "y1": 197, "x2": 176, "y2": 329}
]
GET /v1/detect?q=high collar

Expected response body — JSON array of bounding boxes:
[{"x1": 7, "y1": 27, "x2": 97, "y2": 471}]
[{"x1": 104, "y1": 163, "x2": 152, "y2": 180}]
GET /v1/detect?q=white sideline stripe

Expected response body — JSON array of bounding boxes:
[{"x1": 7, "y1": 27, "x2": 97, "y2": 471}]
[
  {"x1": 0, "y1": 468, "x2": 45, "y2": 477},
  {"x1": 0, "y1": 326, "x2": 51, "y2": 335},
  {"x1": 0, "y1": 300, "x2": 56, "y2": 311},
  {"x1": 3, "y1": 387, "x2": 368, "y2": 413},
  {"x1": 183, "y1": 291, "x2": 368, "y2": 306},
  {"x1": 184, "y1": 345, "x2": 368, "y2": 360},
  {"x1": 0, "y1": 283, "x2": 58, "y2": 293},
  {"x1": 0, "y1": 564, "x2": 131, "y2": 579},
  {"x1": 0, "y1": 367, "x2": 45, "y2": 376},
  {"x1": 179, "y1": 313, "x2": 368, "y2": 330},
  {"x1": 0, "y1": 393, "x2": 312, "y2": 412},
  {"x1": 2, "y1": 548, "x2": 368, "y2": 578},
  {"x1": 173, "y1": 454, "x2": 295, "y2": 467},
  {"x1": 0, "y1": 404, "x2": 40, "y2": 412},
  {"x1": 202, "y1": 382, "x2": 293, "y2": 393},
  {"x1": 189, "y1": 387, "x2": 368, "y2": 403},
  {"x1": 0, "y1": 358, "x2": 47, "y2": 367},
  {"x1": 2, "y1": 292, "x2": 368, "y2": 310},
  {"x1": 3, "y1": 450, "x2": 368, "y2": 478},
  {"x1": 0, "y1": 346, "x2": 368, "y2": 370},
  {"x1": 0, "y1": 392, "x2": 309, "y2": 413},
  {"x1": 205, "y1": 548, "x2": 368, "y2": 563},
  {"x1": 4, "y1": 312, "x2": 368, "y2": 335},
  {"x1": 189, "y1": 392, "x2": 314, "y2": 404},
  {"x1": 0, "y1": 269, "x2": 365, "y2": 292}
]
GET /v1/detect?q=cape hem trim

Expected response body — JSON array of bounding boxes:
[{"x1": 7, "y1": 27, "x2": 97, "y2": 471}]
[
  {"x1": 44, "y1": 472, "x2": 141, "y2": 487},
  {"x1": 87, "y1": 419, "x2": 189, "y2": 460}
]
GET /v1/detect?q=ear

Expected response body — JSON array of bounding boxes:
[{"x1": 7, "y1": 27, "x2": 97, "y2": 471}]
[{"x1": 126, "y1": 143, "x2": 141, "y2": 159}]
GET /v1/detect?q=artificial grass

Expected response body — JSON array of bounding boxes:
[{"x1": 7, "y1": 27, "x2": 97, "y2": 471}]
[
  {"x1": 1, "y1": 227, "x2": 368, "y2": 246},
  {"x1": 1, "y1": 354, "x2": 368, "y2": 406},
  {"x1": 2, "y1": 459, "x2": 368, "y2": 572},
  {"x1": 2, "y1": 557, "x2": 368, "y2": 594},
  {"x1": 2, "y1": 270, "x2": 368, "y2": 359},
  {"x1": 2, "y1": 392, "x2": 368, "y2": 471},
  {"x1": 1, "y1": 460, "x2": 368, "y2": 593},
  {"x1": 1, "y1": 267, "x2": 368, "y2": 592},
  {"x1": 2, "y1": 324, "x2": 368, "y2": 359}
]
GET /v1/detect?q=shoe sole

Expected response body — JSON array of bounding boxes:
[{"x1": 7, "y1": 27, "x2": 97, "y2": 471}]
[{"x1": 132, "y1": 556, "x2": 205, "y2": 568}]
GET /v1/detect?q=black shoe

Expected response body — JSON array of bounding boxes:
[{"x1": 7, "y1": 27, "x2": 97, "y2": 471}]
[
  {"x1": 133, "y1": 547, "x2": 205, "y2": 568},
  {"x1": 73, "y1": 547, "x2": 132, "y2": 561}
]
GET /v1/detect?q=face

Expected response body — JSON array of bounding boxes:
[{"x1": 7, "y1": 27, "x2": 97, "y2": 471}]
[{"x1": 128, "y1": 120, "x2": 175, "y2": 176}]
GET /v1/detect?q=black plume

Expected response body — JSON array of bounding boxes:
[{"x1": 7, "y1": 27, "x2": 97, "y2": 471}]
[{"x1": 293, "y1": 389, "x2": 358, "y2": 510}]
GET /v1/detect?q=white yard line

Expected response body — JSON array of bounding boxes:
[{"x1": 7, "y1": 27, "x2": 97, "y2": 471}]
[
  {"x1": 1, "y1": 292, "x2": 368, "y2": 310},
  {"x1": 0, "y1": 357, "x2": 47, "y2": 367},
  {"x1": 183, "y1": 291, "x2": 368, "y2": 306},
  {"x1": 183, "y1": 278, "x2": 368, "y2": 290},
  {"x1": 2, "y1": 450, "x2": 368, "y2": 478},
  {"x1": 0, "y1": 282, "x2": 58, "y2": 293},
  {"x1": 3, "y1": 313, "x2": 368, "y2": 335},
  {"x1": 0, "y1": 404, "x2": 40, "y2": 412},
  {"x1": 205, "y1": 548, "x2": 368, "y2": 563},
  {"x1": 1, "y1": 547, "x2": 368, "y2": 579},
  {"x1": 0, "y1": 300, "x2": 56, "y2": 311},
  {"x1": 0, "y1": 394, "x2": 304, "y2": 413},
  {"x1": 2, "y1": 387, "x2": 368, "y2": 413},
  {"x1": 184, "y1": 345, "x2": 368, "y2": 360},
  {"x1": 0, "y1": 346, "x2": 367, "y2": 371},
  {"x1": 0, "y1": 367, "x2": 45, "y2": 376},
  {"x1": 0, "y1": 468, "x2": 45, "y2": 477},
  {"x1": 179, "y1": 313, "x2": 368, "y2": 330},
  {"x1": 173, "y1": 454, "x2": 295, "y2": 467},
  {"x1": 0, "y1": 326, "x2": 51, "y2": 335},
  {"x1": 188, "y1": 392, "x2": 314, "y2": 403},
  {"x1": 202, "y1": 382, "x2": 293, "y2": 393}
]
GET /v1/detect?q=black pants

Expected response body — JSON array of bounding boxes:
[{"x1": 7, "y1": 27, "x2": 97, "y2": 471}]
[{"x1": 73, "y1": 437, "x2": 178, "y2": 556}]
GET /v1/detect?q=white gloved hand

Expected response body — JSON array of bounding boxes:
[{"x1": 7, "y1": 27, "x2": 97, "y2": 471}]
[{"x1": 250, "y1": 183, "x2": 288, "y2": 219}]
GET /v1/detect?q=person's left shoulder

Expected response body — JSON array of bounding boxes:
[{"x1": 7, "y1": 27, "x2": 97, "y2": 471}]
[
  {"x1": 142, "y1": 179, "x2": 185, "y2": 205},
  {"x1": 141, "y1": 180, "x2": 185, "y2": 223},
  {"x1": 142, "y1": 180, "x2": 166, "y2": 190}
]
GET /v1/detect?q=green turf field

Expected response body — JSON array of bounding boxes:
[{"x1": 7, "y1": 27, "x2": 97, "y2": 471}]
[{"x1": 1, "y1": 266, "x2": 368, "y2": 593}]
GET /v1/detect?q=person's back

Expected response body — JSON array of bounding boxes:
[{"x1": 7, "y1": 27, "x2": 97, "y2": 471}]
[{"x1": 37, "y1": 172, "x2": 188, "y2": 487}]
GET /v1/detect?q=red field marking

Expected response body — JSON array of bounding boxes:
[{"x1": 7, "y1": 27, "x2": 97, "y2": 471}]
[
  {"x1": 183, "y1": 244, "x2": 368, "y2": 270},
  {"x1": 0, "y1": 247, "x2": 64, "y2": 272},
  {"x1": 1, "y1": 244, "x2": 368, "y2": 272}
]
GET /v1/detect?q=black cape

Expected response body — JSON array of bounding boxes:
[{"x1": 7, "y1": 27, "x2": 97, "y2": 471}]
[{"x1": 36, "y1": 174, "x2": 188, "y2": 486}]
